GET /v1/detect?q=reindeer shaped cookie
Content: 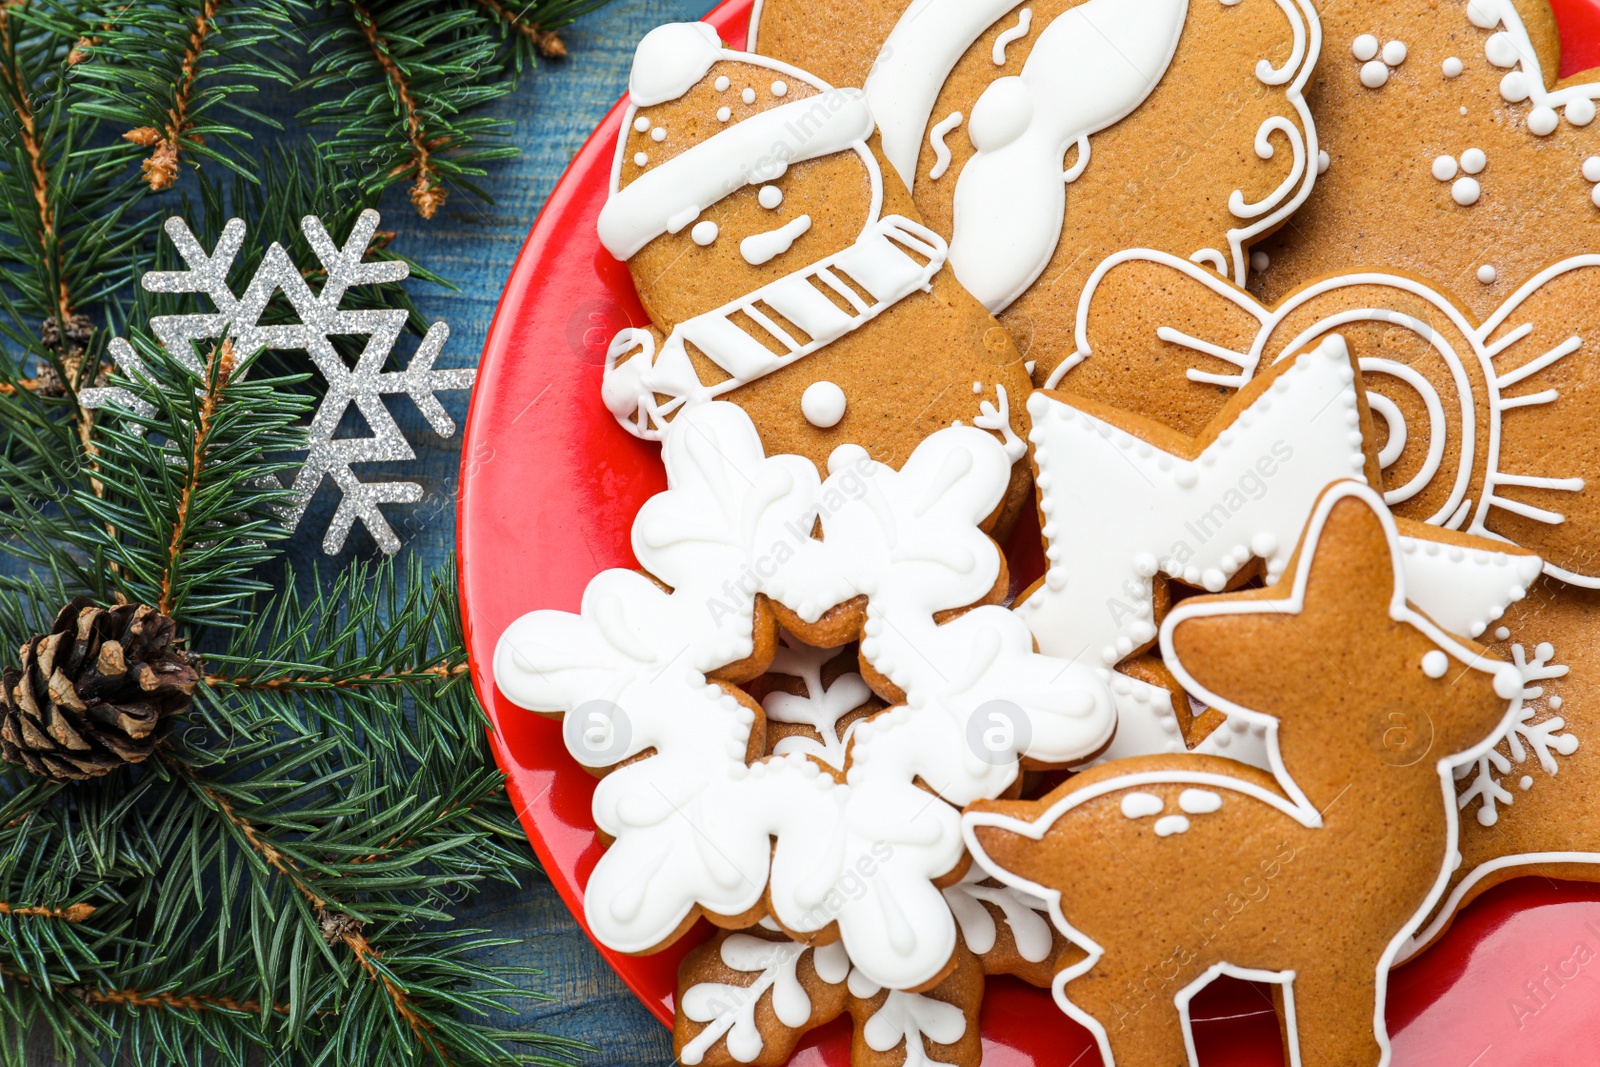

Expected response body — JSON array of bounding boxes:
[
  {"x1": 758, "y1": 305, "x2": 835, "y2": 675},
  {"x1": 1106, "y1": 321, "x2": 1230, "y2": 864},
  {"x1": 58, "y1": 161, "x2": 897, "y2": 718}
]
[{"x1": 963, "y1": 481, "x2": 1525, "y2": 1067}]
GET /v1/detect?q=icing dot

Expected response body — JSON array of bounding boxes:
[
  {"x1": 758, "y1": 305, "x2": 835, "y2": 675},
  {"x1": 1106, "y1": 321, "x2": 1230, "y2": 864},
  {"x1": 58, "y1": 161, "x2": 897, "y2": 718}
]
[
  {"x1": 758, "y1": 185, "x2": 783, "y2": 209},
  {"x1": 651, "y1": 126, "x2": 667, "y2": 142},
  {"x1": 1528, "y1": 107, "x2": 1559, "y2": 136},
  {"x1": 1121, "y1": 792, "x2": 1163, "y2": 818},
  {"x1": 1154, "y1": 815, "x2": 1191, "y2": 837},
  {"x1": 1422, "y1": 650, "x2": 1450, "y2": 678},
  {"x1": 771, "y1": 80, "x2": 788, "y2": 97},
  {"x1": 633, "y1": 152, "x2": 649, "y2": 167},
  {"x1": 717, "y1": 107, "x2": 732, "y2": 122},
  {"x1": 1569, "y1": 99, "x2": 1598, "y2": 127},
  {"x1": 1179, "y1": 789, "x2": 1223, "y2": 814},
  {"x1": 1501, "y1": 70, "x2": 1531, "y2": 103},
  {"x1": 1352, "y1": 34, "x2": 1379, "y2": 62},
  {"x1": 633, "y1": 116, "x2": 651, "y2": 133},
  {"x1": 1485, "y1": 32, "x2": 1520, "y2": 68},
  {"x1": 1432, "y1": 155, "x2": 1458, "y2": 181},
  {"x1": 714, "y1": 75, "x2": 730, "y2": 92},
  {"x1": 1382, "y1": 40, "x2": 1407, "y2": 66},
  {"x1": 691, "y1": 221, "x2": 719, "y2": 246},
  {"x1": 1461, "y1": 106, "x2": 1469, "y2": 116},
  {"x1": 1467, "y1": 0, "x2": 1500, "y2": 29},
  {"x1": 741, "y1": 87, "x2": 756, "y2": 104},
  {"x1": 1594, "y1": 186, "x2": 1600, "y2": 209},
  {"x1": 1318, "y1": 149, "x2": 1330, "y2": 174},
  {"x1": 1495, "y1": 627, "x2": 1511, "y2": 641},
  {"x1": 1360, "y1": 60, "x2": 1390, "y2": 88},
  {"x1": 1250, "y1": 250, "x2": 1270, "y2": 272},
  {"x1": 1519, "y1": 775, "x2": 1534, "y2": 791},
  {"x1": 1453, "y1": 177, "x2": 1481, "y2": 205},
  {"x1": 1461, "y1": 148, "x2": 1487, "y2": 174},
  {"x1": 1443, "y1": 56, "x2": 1464, "y2": 78},
  {"x1": 1476, "y1": 264, "x2": 1497, "y2": 284},
  {"x1": 801, "y1": 381, "x2": 847, "y2": 428}
]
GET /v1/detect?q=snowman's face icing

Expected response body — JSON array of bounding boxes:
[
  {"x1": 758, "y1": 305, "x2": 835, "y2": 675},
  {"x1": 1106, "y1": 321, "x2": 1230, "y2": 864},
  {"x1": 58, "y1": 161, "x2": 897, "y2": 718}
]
[{"x1": 617, "y1": 60, "x2": 878, "y2": 331}]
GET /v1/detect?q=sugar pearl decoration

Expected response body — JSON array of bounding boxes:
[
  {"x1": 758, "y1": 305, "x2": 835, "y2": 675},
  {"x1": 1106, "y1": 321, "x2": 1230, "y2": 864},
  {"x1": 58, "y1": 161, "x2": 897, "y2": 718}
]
[
  {"x1": 633, "y1": 152, "x2": 648, "y2": 166},
  {"x1": 1432, "y1": 155, "x2": 1458, "y2": 181},
  {"x1": 691, "y1": 221, "x2": 719, "y2": 246},
  {"x1": 1382, "y1": 40, "x2": 1407, "y2": 66},
  {"x1": 1443, "y1": 56, "x2": 1463, "y2": 78},
  {"x1": 1352, "y1": 34, "x2": 1378, "y2": 61},
  {"x1": 741, "y1": 87, "x2": 756, "y2": 104},
  {"x1": 1461, "y1": 148, "x2": 1486, "y2": 174},
  {"x1": 717, "y1": 107, "x2": 732, "y2": 122},
  {"x1": 1422, "y1": 650, "x2": 1450, "y2": 679},
  {"x1": 1478, "y1": 264, "x2": 1497, "y2": 284},
  {"x1": 771, "y1": 80, "x2": 788, "y2": 97},
  {"x1": 1527, "y1": 106, "x2": 1559, "y2": 136},
  {"x1": 758, "y1": 185, "x2": 783, "y2": 209},
  {"x1": 633, "y1": 116, "x2": 651, "y2": 133},
  {"x1": 714, "y1": 76, "x2": 730, "y2": 91},
  {"x1": 1453, "y1": 177, "x2": 1481, "y2": 205},
  {"x1": 1360, "y1": 60, "x2": 1390, "y2": 88},
  {"x1": 651, "y1": 127, "x2": 666, "y2": 142},
  {"x1": 801, "y1": 381, "x2": 847, "y2": 428}
]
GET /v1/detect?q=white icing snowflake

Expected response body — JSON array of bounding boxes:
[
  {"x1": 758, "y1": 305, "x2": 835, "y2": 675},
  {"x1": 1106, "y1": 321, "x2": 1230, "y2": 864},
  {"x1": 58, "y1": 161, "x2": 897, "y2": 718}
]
[
  {"x1": 847, "y1": 968, "x2": 968, "y2": 1067},
  {"x1": 494, "y1": 401, "x2": 1116, "y2": 990},
  {"x1": 85, "y1": 211, "x2": 474, "y2": 554},
  {"x1": 763, "y1": 634, "x2": 873, "y2": 770},
  {"x1": 941, "y1": 865, "x2": 1055, "y2": 963},
  {"x1": 679, "y1": 934, "x2": 849, "y2": 1065},
  {"x1": 1456, "y1": 642, "x2": 1576, "y2": 826}
]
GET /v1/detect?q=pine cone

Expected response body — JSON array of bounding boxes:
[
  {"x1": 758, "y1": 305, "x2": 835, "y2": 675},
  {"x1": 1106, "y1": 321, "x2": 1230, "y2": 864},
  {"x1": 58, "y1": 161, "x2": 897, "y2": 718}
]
[{"x1": 0, "y1": 599, "x2": 197, "y2": 782}]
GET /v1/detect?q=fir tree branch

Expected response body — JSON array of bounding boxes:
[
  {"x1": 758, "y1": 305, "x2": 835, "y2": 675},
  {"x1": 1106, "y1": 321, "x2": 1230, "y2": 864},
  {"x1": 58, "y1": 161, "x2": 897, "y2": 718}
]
[
  {"x1": 0, "y1": 901, "x2": 93, "y2": 921},
  {"x1": 470, "y1": 0, "x2": 565, "y2": 58},
  {"x1": 348, "y1": 0, "x2": 446, "y2": 218},
  {"x1": 123, "y1": 0, "x2": 222, "y2": 191},
  {"x1": 156, "y1": 337, "x2": 235, "y2": 616}
]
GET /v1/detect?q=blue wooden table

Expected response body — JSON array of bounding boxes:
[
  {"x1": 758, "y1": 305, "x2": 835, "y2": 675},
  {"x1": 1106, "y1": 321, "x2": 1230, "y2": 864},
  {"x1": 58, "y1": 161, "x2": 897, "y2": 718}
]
[{"x1": 377, "y1": 1, "x2": 712, "y2": 1060}]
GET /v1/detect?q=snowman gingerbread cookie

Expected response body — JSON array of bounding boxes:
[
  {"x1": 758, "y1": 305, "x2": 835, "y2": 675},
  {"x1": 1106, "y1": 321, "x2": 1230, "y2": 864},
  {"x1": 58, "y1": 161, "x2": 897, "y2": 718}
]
[{"x1": 599, "y1": 24, "x2": 1036, "y2": 532}]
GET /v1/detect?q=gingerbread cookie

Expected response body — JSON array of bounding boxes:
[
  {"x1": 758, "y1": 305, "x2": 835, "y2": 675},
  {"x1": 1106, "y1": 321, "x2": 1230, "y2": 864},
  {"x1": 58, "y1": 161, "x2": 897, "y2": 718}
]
[
  {"x1": 673, "y1": 873, "x2": 1069, "y2": 1067},
  {"x1": 674, "y1": 927, "x2": 985, "y2": 1067},
  {"x1": 964, "y1": 481, "x2": 1526, "y2": 1067},
  {"x1": 1055, "y1": 247, "x2": 1600, "y2": 587},
  {"x1": 1020, "y1": 334, "x2": 1543, "y2": 765},
  {"x1": 1403, "y1": 573, "x2": 1595, "y2": 954},
  {"x1": 1251, "y1": 0, "x2": 1600, "y2": 324},
  {"x1": 749, "y1": 0, "x2": 1321, "y2": 386},
  {"x1": 494, "y1": 399, "x2": 1116, "y2": 990},
  {"x1": 599, "y1": 24, "x2": 1034, "y2": 532}
]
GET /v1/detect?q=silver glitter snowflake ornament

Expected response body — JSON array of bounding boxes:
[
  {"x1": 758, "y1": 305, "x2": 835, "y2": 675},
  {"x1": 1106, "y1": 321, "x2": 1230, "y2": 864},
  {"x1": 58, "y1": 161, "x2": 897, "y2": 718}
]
[{"x1": 83, "y1": 210, "x2": 474, "y2": 554}]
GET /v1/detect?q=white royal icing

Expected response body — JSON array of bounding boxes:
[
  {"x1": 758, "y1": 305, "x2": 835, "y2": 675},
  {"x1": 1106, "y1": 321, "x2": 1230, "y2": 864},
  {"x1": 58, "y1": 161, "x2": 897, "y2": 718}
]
[
  {"x1": 928, "y1": 111, "x2": 963, "y2": 181},
  {"x1": 1059, "y1": 247, "x2": 1600, "y2": 588},
  {"x1": 741, "y1": 215, "x2": 812, "y2": 266},
  {"x1": 494, "y1": 402, "x2": 1115, "y2": 989},
  {"x1": 992, "y1": 7, "x2": 1033, "y2": 66},
  {"x1": 628, "y1": 22, "x2": 723, "y2": 107},
  {"x1": 942, "y1": 865, "x2": 1055, "y2": 962},
  {"x1": 1467, "y1": 0, "x2": 1600, "y2": 134},
  {"x1": 861, "y1": 0, "x2": 1024, "y2": 188},
  {"x1": 948, "y1": 0, "x2": 1186, "y2": 312},
  {"x1": 600, "y1": 88, "x2": 874, "y2": 260},
  {"x1": 1120, "y1": 792, "x2": 1164, "y2": 818},
  {"x1": 799, "y1": 380, "x2": 847, "y2": 429}
]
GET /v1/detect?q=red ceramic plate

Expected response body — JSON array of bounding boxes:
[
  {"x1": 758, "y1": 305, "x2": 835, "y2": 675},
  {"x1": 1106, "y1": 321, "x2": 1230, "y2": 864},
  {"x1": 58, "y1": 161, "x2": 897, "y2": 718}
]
[{"x1": 459, "y1": 3, "x2": 1600, "y2": 1061}]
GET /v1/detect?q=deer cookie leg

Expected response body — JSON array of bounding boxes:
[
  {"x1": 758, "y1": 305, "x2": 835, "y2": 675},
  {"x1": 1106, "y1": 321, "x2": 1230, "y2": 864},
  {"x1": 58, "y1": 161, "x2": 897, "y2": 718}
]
[
  {"x1": 1283, "y1": 965, "x2": 1385, "y2": 1067},
  {"x1": 1061, "y1": 966, "x2": 1191, "y2": 1067}
]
